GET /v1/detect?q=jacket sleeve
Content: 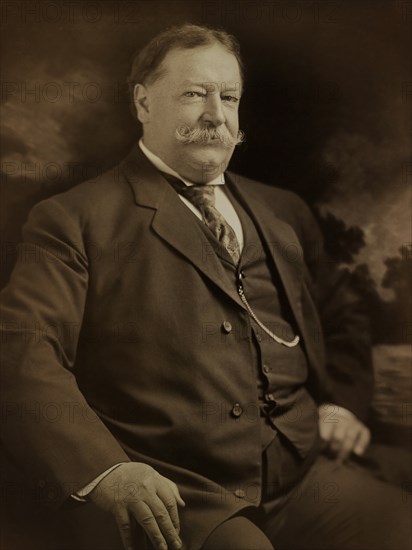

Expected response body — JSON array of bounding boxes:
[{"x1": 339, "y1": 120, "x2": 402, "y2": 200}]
[
  {"x1": 288, "y1": 194, "x2": 374, "y2": 422},
  {"x1": 315, "y1": 264, "x2": 374, "y2": 422},
  {"x1": 0, "y1": 197, "x2": 130, "y2": 507}
]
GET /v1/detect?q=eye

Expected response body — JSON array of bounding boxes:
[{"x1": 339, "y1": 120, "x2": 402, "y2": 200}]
[
  {"x1": 221, "y1": 95, "x2": 239, "y2": 103},
  {"x1": 183, "y1": 91, "x2": 206, "y2": 98}
]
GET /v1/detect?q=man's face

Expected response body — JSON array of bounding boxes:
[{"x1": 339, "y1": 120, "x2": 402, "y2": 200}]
[{"x1": 135, "y1": 43, "x2": 242, "y2": 183}]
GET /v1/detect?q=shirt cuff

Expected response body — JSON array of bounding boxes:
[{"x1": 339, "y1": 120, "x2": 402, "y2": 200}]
[{"x1": 71, "y1": 462, "x2": 128, "y2": 501}]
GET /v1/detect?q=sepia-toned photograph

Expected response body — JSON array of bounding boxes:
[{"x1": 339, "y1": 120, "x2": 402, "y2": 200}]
[{"x1": 1, "y1": 1, "x2": 411, "y2": 549}]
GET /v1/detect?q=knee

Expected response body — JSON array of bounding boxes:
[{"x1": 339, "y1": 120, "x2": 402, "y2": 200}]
[{"x1": 202, "y1": 516, "x2": 274, "y2": 550}]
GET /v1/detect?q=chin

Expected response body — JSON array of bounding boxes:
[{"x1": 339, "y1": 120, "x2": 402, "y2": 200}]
[{"x1": 190, "y1": 146, "x2": 231, "y2": 172}]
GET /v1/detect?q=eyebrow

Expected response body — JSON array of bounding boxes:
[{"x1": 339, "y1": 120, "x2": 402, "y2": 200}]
[{"x1": 181, "y1": 81, "x2": 242, "y2": 93}]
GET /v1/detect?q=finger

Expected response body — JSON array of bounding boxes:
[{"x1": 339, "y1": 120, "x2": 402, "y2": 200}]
[
  {"x1": 147, "y1": 495, "x2": 182, "y2": 549},
  {"x1": 130, "y1": 501, "x2": 168, "y2": 550},
  {"x1": 337, "y1": 428, "x2": 360, "y2": 462},
  {"x1": 318, "y1": 416, "x2": 335, "y2": 442},
  {"x1": 156, "y1": 483, "x2": 181, "y2": 535},
  {"x1": 328, "y1": 423, "x2": 347, "y2": 456},
  {"x1": 165, "y1": 479, "x2": 186, "y2": 507},
  {"x1": 353, "y1": 426, "x2": 371, "y2": 455},
  {"x1": 115, "y1": 508, "x2": 134, "y2": 550}
]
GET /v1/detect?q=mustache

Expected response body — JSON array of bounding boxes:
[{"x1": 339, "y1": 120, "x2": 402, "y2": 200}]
[{"x1": 175, "y1": 125, "x2": 245, "y2": 148}]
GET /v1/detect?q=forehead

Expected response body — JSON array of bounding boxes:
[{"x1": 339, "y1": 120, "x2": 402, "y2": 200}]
[{"x1": 157, "y1": 44, "x2": 242, "y2": 89}]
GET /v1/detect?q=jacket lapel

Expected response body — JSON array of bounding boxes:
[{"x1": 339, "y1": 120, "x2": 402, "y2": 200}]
[
  {"x1": 120, "y1": 146, "x2": 246, "y2": 310},
  {"x1": 226, "y1": 174, "x2": 325, "y2": 373},
  {"x1": 121, "y1": 146, "x2": 320, "y2": 370}
]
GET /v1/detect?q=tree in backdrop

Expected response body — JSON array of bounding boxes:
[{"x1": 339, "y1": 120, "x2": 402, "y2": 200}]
[{"x1": 315, "y1": 211, "x2": 411, "y2": 344}]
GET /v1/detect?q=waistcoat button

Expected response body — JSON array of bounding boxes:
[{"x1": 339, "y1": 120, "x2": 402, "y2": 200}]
[
  {"x1": 265, "y1": 393, "x2": 276, "y2": 403},
  {"x1": 231, "y1": 403, "x2": 243, "y2": 417},
  {"x1": 222, "y1": 321, "x2": 232, "y2": 333}
]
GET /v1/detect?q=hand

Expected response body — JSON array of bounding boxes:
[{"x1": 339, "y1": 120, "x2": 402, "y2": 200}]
[
  {"x1": 318, "y1": 403, "x2": 371, "y2": 462},
  {"x1": 88, "y1": 462, "x2": 185, "y2": 550}
]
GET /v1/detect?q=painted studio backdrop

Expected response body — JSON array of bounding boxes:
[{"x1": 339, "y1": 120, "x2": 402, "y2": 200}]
[{"x1": 1, "y1": 1, "x2": 410, "y2": 451}]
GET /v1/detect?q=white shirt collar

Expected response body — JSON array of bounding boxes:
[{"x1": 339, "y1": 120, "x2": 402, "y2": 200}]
[{"x1": 138, "y1": 139, "x2": 225, "y2": 187}]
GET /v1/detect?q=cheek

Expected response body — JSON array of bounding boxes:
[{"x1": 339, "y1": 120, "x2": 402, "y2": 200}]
[
  {"x1": 151, "y1": 97, "x2": 178, "y2": 122},
  {"x1": 155, "y1": 108, "x2": 198, "y2": 130},
  {"x1": 225, "y1": 110, "x2": 239, "y2": 129}
]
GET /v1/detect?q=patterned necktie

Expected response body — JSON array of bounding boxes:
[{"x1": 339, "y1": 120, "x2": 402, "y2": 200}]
[{"x1": 163, "y1": 173, "x2": 241, "y2": 264}]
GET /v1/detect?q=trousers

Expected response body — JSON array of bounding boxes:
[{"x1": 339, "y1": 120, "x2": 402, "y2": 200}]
[
  {"x1": 22, "y1": 450, "x2": 410, "y2": 550},
  {"x1": 201, "y1": 453, "x2": 412, "y2": 550}
]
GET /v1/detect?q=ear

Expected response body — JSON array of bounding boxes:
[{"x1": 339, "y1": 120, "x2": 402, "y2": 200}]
[{"x1": 133, "y1": 84, "x2": 151, "y2": 123}]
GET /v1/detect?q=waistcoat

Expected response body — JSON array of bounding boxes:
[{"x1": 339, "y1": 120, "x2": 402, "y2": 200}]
[{"x1": 193, "y1": 182, "x2": 319, "y2": 460}]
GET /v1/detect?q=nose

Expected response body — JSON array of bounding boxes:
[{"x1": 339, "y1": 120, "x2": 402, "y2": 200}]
[{"x1": 201, "y1": 94, "x2": 226, "y2": 127}]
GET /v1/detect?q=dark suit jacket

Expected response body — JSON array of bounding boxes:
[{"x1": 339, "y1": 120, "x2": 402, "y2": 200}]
[{"x1": 0, "y1": 146, "x2": 373, "y2": 549}]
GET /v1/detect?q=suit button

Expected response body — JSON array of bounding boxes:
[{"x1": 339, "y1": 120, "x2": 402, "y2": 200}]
[
  {"x1": 222, "y1": 321, "x2": 232, "y2": 334},
  {"x1": 263, "y1": 364, "x2": 270, "y2": 374},
  {"x1": 255, "y1": 334, "x2": 262, "y2": 342},
  {"x1": 265, "y1": 393, "x2": 276, "y2": 403},
  {"x1": 234, "y1": 489, "x2": 246, "y2": 498},
  {"x1": 231, "y1": 403, "x2": 243, "y2": 417}
]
